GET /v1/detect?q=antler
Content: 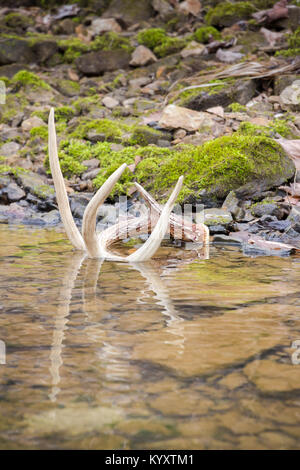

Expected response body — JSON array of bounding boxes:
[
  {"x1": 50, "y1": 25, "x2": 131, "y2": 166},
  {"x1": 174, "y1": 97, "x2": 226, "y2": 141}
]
[{"x1": 48, "y1": 108, "x2": 186, "y2": 261}]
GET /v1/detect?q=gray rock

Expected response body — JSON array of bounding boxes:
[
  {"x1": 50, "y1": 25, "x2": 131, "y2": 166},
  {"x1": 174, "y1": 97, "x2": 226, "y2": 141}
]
[
  {"x1": 81, "y1": 158, "x2": 100, "y2": 170},
  {"x1": 0, "y1": 141, "x2": 20, "y2": 157},
  {"x1": 222, "y1": 191, "x2": 244, "y2": 220},
  {"x1": 32, "y1": 41, "x2": 58, "y2": 64},
  {"x1": 179, "y1": 79, "x2": 256, "y2": 112},
  {"x1": 76, "y1": 50, "x2": 131, "y2": 76},
  {"x1": 280, "y1": 80, "x2": 300, "y2": 111},
  {"x1": 0, "y1": 38, "x2": 34, "y2": 66},
  {"x1": 203, "y1": 208, "x2": 233, "y2": 227},
  {"x1": 250, "y1": 201, "x2": 281, "y2": 218},
  {"x1": 81, "y1": 168, "x2": 101, "y2": 181},
  {"x1": 2, "y1": 182, "x2": 25, "y2": 202},
  {"x1": 212, "y1": 234, "x2": 243, "y2": 246},
  {"x1": 102, "y1": 0, "x2": 154, "y2": 25},
  {"x1": 17, "y1": 172, "x2": 54, "y2": 200},
  {"x1": 42, "y1": 210, "x2": 61, "y2": 226}
]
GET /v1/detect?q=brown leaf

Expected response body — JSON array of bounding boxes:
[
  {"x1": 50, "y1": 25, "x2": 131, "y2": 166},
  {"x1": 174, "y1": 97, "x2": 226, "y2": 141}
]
[{"x1": 177, "y1": 0, "x2": 201, "y2": 16}]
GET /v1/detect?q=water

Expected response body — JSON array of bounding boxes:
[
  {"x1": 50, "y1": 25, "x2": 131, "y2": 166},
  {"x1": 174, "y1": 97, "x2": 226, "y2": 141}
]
[{"x1": 0, "y1": 224, "x2": 300, "y2": 449}]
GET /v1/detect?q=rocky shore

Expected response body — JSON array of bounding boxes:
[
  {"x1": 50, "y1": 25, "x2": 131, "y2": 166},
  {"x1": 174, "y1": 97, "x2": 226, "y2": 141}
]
[{"x1": 0, "y1": 0, "x2": 300, "y2": 255}]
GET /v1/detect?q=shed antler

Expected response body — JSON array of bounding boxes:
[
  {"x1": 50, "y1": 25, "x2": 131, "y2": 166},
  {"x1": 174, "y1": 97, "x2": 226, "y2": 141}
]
[{"x1": 48, "y1": 108, "x2": 186, "y2": 261}]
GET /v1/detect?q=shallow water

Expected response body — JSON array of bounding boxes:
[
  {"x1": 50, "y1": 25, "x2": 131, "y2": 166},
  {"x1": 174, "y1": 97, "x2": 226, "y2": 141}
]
[{"x1": 0, "y1": 224, "x2": 300, "y2": 449}]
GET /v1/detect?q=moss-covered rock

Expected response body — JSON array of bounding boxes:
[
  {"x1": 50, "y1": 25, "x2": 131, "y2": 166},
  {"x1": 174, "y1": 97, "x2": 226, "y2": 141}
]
[
  {"x1": 194, "y1": 26, "x2": 221, "y2": 43},
  {"x1": 174, "y1": 78, "x2": 256, "y2": 111},
  {"x1": 205, "y1": 2, "x2": 256, "y2": 28},
  {"x1": 11, "y1": 70, "x2": 50, "y2": 90}
]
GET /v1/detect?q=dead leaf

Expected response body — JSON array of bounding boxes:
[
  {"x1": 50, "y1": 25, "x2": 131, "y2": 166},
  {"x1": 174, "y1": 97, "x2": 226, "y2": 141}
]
[
  {"x1": 68, "y1": 69, "x2": 79, "y2": 82},
  {"x1": 177, "y1": 0, "x2": 201, "y2": 16}
]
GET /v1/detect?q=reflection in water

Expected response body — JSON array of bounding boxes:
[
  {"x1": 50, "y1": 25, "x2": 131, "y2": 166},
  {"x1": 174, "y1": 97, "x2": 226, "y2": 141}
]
[{"x1": 1, "y1": 226, "x2": 300, "y2": 450}]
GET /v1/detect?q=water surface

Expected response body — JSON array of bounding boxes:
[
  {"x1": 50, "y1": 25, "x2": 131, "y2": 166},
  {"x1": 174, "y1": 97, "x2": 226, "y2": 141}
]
[{"x1": 0, "y1": 225, "x2": 300, "y2": 449}]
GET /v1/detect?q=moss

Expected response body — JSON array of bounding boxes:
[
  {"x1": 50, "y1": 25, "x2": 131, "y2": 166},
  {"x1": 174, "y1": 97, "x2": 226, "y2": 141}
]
[
  {"x1": 70, "y1": 118, "x2": 130, "y2": 142},
  {"x1": 154, "y1": 37, "x2": 187, "y2": 57},
  {"x1": 0, "y1": 164, "x2": 27, "y2": 176},
  {"x1": 237, "y1": 119, "x2": 294, "y2": 138},
  {"x1": 54, "y1": 105, "x2": 75, "y2": 122},
  {"x1": 275, "y1": 48, "x2": 300, "y2": 58},
  {"x1": 174, "y1": 79, "x2": 229, "y2": 105},
  {"x1": 91, "y1": 32, "x2": 133, "y2": 53},
  {"x1": 30, "y1": 126, "x2": 48, "y2": 140},
  {"x1": 137, "y1": 28, "x2": 167, "y2": 50},
  {"x1": 275, "y1": 27, "x2": 300, "y2": 57},
  {"x1": 2, "y1": 12, "x2": 34, "y2": 30},
  {"x1": 72, "y1": 95, "x2": 102, "y2": 114},
  {"x1": 194, "y1": 26, "x2": 221, "y2": 44},
  {"x1": 128, "y1": 126, "x2": 167, "y2": 146},
  {"x1": 205, "y1": 2, "x2": 256, "y2": 27},
  {"x1": 228, "y1": 102, "x2": 247, "y2": 112},
  {"x1": 58, "y1": 38, "x2": 89, "y2": 63},
  {"x1": 11, "y1": 70, "x2": 50, "y2": 90},
  {"x1": 0, "y1": 93, "x2": 29, "y2": 124},
  {"x1": 135, "y1": 135, "x2": 289, "y2": 202},
  {"x1": 0, "y1": 76, "x2": 10, "y2": 87}
]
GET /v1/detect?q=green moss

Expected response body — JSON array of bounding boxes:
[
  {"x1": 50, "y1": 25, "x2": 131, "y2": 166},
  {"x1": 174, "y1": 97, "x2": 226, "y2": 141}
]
[
  {"x1": 135, "y1": 135, "x2": 289, "y2": 202},
  {"x1": 275, "y1": 48, "x2": 300, "y2": 57},
  {"x1": 275, "y1": 27, "x2": 300, "y2": 57},
  {"x1": 237, "y1": 119, "x2": 294, "y2": 138},
  {"x1": 0, "y1": 76, "x2": 10, "y2": 87},
  {"x1": 0, "y1": 93, "x2": 29, "y2": 124},
  {"x1": 30, "y1": 125, "x2": 48, "y2": 140},
  {"x1": 11, "y1": 70, "x2": 50, "y2": 90},
  {"x1": 2, "y1": 12, "x2": 34, "y2": 30},
  {"x1": 58, "y1": 38, "x2": 90, "y2": 63},
  {"x1": 0, "y1": 164, "x2": 27, "y2": 176},
  {"x1": 91, "y1": 32, "x2": 133, "y2": 53},
  {"x1": 137, "y1": 28, "x2": 167, "y2": 50},
  {"x1": 70, "y1": 118, "x2": 131, "y2": 142},
  {"x1": 175, "y1": 79, "x2": 229, "y2": 105},
  {"x1": 154, "y1": 37, "x2": 187, "y2": 57},
  {"x1": 55, "y1": 105, "x2": 75, "y2": 122},
  {"x1": 194, "y1": 26, "x2": 221, "y2": 44},
  {"x1": 72, "y1": 95, "x2": 102, "y2": 114},
  {"x1": 205, "y1": 2, "x2": 256, "y2": 27},
  {"x1": 128, "y1": 126, "x2": 166, "y2": 146},
  {"x1": 228, "y1": 102, "x2": 247, "y2": 112}
]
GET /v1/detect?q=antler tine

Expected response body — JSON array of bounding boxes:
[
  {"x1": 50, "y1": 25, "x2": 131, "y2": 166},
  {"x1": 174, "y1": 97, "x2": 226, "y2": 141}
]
[
  {"x1": 48, "y1": 108, "x2": 85, "y2": 251},
  {"x1": 127, "y1": 176, "x2": 184, "y2": 262},
  {"x1": 82, "y1": 163, "x2": 127, "y2": 259}
]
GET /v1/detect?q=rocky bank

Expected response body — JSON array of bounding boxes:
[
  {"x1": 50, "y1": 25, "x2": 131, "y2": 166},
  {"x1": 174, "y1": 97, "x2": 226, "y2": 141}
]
[{"x1": 0, "y1": 0, "x2": 300, "y2": 255}]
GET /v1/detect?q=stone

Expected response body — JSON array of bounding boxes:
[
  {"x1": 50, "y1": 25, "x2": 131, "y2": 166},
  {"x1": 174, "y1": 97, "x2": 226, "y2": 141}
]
[
  {"x1": 102, "y1": 96, "x2": 119, "y2": 109},
  {"x1": 286, "y1": 206, "x2": 300, "y2": 233},
  {"x1": 17, "y1": 172, "x2": 54, "y2": 200},
  {"x1": 2, "y1": 182, "x2": 25, "y2": 202},
  {"x1": 31, "y1": 41, "x2": 58, "y2": 64},
  {"x1": 180, "y1": 41, "x2": 205, "y2": 58},
  {"x1": 216, "y1": 48, "x2": 244, "y2": 63},
  {"x1": 76, "y1": 50, "x2": 131, "y2": 76},
  {"x1": 203, "y1": 208, "x2": 233, "y2": 227},
  {"x1": 280, "y1": 80, "x2": 300, "y2": 111},
  {"x1": 129, "y1": 77, "x2": 152, "y2": 89},
  {"x1": 158, "y1": 104, "x2": 214, "y2": 132},
  {"x1": 89, "y1": 18, "x2": 122, "y2": 35},
  {"x1": 52, "y1": 18, "x2": 76, "y2": 35},
  {"x1": 130, "y1": 46, "x2": 157, "y2": 67},
  {"x1": 81, "y1": 158, "x2": 100, "y2": 170},
  {"x1": 177, "y1": 0, "x2": 201, "y2": 16},
  {"x1": 212, "y1": 234, "x2": 243, "y2": 246},
  {"x1": 251, "y1": 201, "x2": 281, "y2": 218},
  {"x1": 0, "y1": 63, "x2": 28, "y2": 79},
  {"x1": 152, "y1": 0, "x2": 175, "y2": 19},
  {"x1": 102, "y1": 0, "x2": 154, "y2": 25},
  {"x1": 180, "y1": 79, "x2": 256, "y2": 112},
  {"x1": 81, "y1": 168, "x2": 101, "y2": 181},
  {"x1": 0, "y1": 141, "x2": 20, "y2": 157},
  {"x1": 21, "y1": 116, "x2": 45, "y2": 132},
  {"x1": 41, "y1": 210, "x2": 61, "y2": 226},
  {"x1": 0, "y1": 38, "x2": 34, "y2": 66}
]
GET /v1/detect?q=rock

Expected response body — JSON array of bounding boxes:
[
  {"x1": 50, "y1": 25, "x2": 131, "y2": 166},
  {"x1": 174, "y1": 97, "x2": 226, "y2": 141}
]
[
  {"x1": 52, "y1": 18, "x2": 76, "y2": 35},
  {"x1": 130, "y1": 46, "x2": 157, "y2": 67},
  {"x1": 212, "y1": 234, "x2": 243, "y2": 246},
  {"x1": 81, "y1": 168, "x2": 101, "y2": 181},
  {"x1": 280, "y1": 80, "x2": 300, "y2": 111},
  {"x1": 203, "y1": 208, "x2": 233, "y2": 227},
  {"x1": 222, "y1": 191, "x2": 244, "y2": 220},
  {"x1": 0, "y1": 63, "x2": 28, "y2": 78},
  {"x1": 21, "y1": 116, "x2": 45, "y2": 132},
  {"x1": 55, "y1": 79, "x2": 80, "y2": 97},
  {"x1": 129, "y1": 77, "x2": 152, "y2": 89},
  {"x1": 177, "y1": 0, "x2": 201, "y2": 16},
  {"x1": 0, "y1": 38, "x2": 34, "y2": 65},
  {"x1": 2, "y1": 182, "x2": 25, "y2": 202},
  {"x1": 81, "y1": 158, "x2": 100, "y2": 170},
  {"x1": 102, "y1": 0, "x2": 154, "y2": 25},
  {"x1": 0, "y1": 141, "x2": 20, "y2": 157},
  {"x1": 286, "y1": 206, "x2": 300, "y2": 233},
  {"x1": 17, "y1": 172, "x2": 54, "y2": 200},
  {"x1": 41, "y1": 210, "x2": 61, "y2": 226},
  {"x1": 89, "y1": 18, "x2": 122, "y2": 35},
  {"x1": 216, "y1": 48, "x2": 244, "y2": 63},
  {"x1": 158, "y1": 104, "x2": 214, "y2": 132},
  {"x1": 102, "y1": 96, "x2": 119, "y2": 109},
  {"x1": 31, "y1": 41, "x2": 58, "y2": 64},
  {"x1": 243, "y1": 236, "x2": 295, "y2": 257},
  {"x1": 179, "y1": 79, "x2": 256, "y2": 111},
  {"x1": 251, "y1": 201, "x2": 281, "y2": 218},
  {"x1": 151, "y1": 0, "x2": 175, "y2": 19},
  {"x1": 206, "y1": 106, "x2": 224, "y2": 118},
  {"x1": 76, "y1": 50, "x2": 131, "y2": 76},
  {"x1": 70, "y1": 193, "x2": 92, "y2": 219},
  {"x1": 180, "y1": 41, "x2": 205, "y2": 58},
  {"x1": 274, "y1": 74, "x2": 300, "y2": 95}
]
